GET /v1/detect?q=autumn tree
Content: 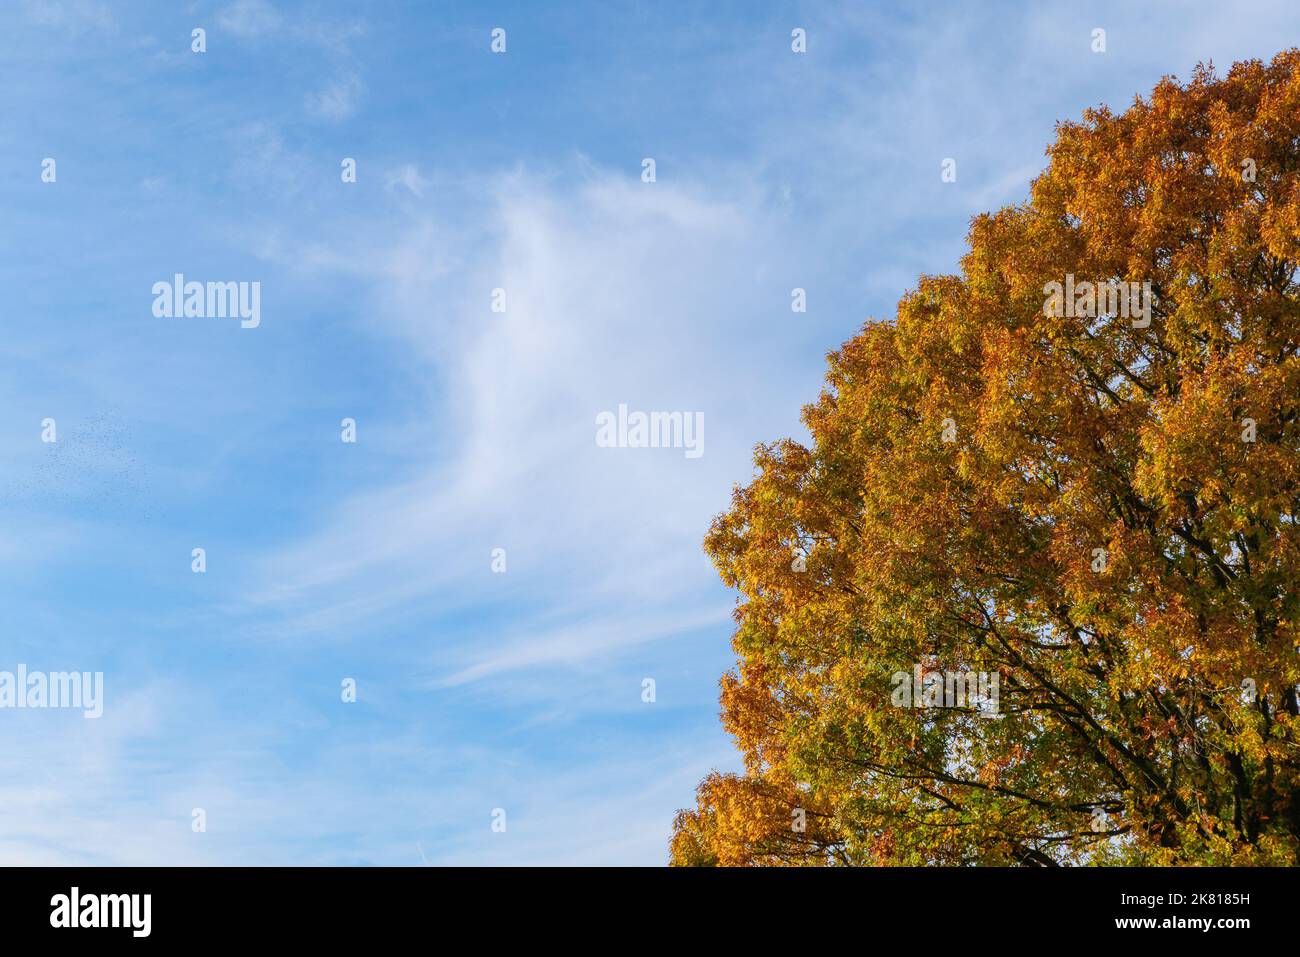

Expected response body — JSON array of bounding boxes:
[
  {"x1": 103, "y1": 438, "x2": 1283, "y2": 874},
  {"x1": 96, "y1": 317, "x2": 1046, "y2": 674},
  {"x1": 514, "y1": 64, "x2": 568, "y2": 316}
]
[{"x1": 672, "y1": 51, "x2": 1300, "y2": 866}]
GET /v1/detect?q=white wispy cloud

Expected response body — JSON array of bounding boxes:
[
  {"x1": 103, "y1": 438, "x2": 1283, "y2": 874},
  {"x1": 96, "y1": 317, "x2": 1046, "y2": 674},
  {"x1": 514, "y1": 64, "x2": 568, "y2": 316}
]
[
  {"x1": 305, "y1": 68, "x2": 363, "y2": 122},
  {"x1": 23, "y1": 0, "x2": 113, "y2": 32},
  {"x1": 216, "y1": 0, "x2": 282, "y2": 38},
  {"x1": 235, "y1": 165, "x2": 795, "y2": 686}
]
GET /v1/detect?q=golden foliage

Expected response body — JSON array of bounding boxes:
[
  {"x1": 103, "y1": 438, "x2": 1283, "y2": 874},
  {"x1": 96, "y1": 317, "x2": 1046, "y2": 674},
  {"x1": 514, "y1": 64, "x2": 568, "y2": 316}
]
[{"x1": 672, "y1": 51, "x2": 1300, "y2": 866}]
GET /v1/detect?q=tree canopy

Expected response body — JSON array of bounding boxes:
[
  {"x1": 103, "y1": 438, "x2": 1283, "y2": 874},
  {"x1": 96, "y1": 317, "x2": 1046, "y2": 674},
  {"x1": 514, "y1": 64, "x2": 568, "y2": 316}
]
[{"x1": 672, "y1": 51, "x2": 1300, "y2": 866}]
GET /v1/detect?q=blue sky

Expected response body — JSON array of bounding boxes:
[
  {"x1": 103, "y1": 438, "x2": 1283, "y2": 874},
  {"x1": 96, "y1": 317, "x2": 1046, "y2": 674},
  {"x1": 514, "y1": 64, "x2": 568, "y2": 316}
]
[{"x1": 0, "y1": 0, "x2": 1296, "y2": 865}]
